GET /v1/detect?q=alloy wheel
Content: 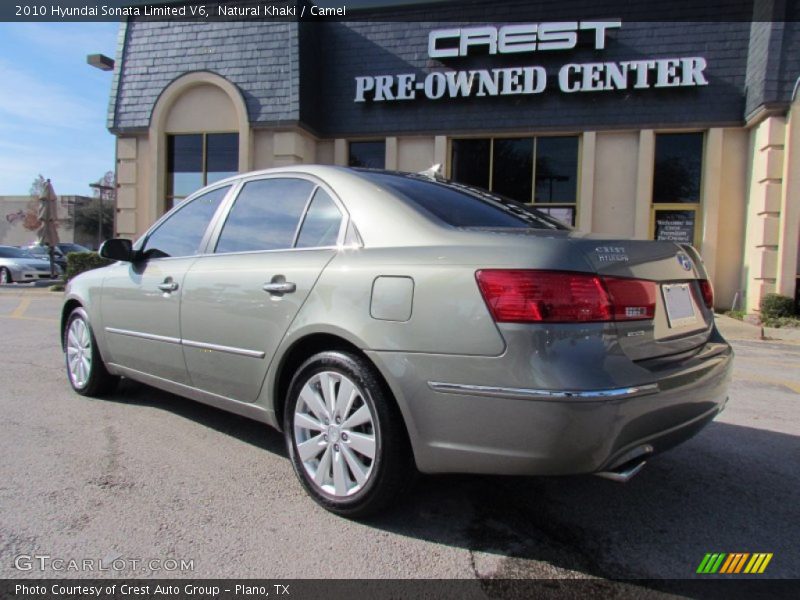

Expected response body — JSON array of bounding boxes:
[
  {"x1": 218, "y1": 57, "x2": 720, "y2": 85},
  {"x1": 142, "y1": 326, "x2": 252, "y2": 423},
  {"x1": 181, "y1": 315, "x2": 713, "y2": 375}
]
[
  {"x1": 293, "y1": 371, "x2": 377, "y2": 497},
  {"x1": 66, "y1": 317, "x2": 92, "y2": 388}
]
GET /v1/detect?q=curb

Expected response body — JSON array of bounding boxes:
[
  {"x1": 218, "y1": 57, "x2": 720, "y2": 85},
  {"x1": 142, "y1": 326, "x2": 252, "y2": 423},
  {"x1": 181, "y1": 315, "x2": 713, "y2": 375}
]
[{"x1": 715, "y1": 314, "x2": 800, "y2": 345}]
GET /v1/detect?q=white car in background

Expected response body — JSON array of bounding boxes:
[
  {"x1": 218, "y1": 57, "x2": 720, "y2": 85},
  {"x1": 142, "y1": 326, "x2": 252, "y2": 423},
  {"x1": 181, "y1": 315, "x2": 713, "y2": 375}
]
[{"x1": 0, "y1": 245, "x2": 61, "y2": 284}]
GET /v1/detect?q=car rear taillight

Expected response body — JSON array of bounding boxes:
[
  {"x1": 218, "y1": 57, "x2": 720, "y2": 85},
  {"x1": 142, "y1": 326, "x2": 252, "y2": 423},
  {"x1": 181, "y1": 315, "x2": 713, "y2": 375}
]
[
  {"x1": 475, "y1": 270, "x2": 656, "y2": 323},
  {"x1": 698, "y1": 279, "x2": 714, "y2": 309}
]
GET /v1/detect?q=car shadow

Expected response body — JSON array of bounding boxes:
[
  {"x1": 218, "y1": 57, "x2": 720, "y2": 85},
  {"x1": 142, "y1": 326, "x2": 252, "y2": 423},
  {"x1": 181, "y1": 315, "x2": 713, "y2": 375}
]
[
  {"x1": 105, "y1": 378, "x2": 288, "y2": 458},
  {"x1": 364, "y1": 420, "x2": 799, "y2": 584},
  {"x1": 102, "y1": 381, "x2": 799, "y2": 586}
]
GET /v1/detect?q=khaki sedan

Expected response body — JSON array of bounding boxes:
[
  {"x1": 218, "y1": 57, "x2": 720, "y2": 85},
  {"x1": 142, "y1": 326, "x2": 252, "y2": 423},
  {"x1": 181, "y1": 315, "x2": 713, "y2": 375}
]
[{"x1": 61, "y1": 166, "x2": 732, "y2": 517}]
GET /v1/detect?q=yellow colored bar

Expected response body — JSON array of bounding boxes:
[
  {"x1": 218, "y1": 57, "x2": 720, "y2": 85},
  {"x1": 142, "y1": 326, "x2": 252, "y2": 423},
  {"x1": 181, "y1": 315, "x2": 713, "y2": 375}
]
[
  {"x1": 749, "y1": 554, "x2": 766, "y2": 573},
  {"x1": 720, "y1": 554, "x2": 736, "y2": 574},
  {"x1": 744, "y1": 554, "x2": 759, "y2": 574},
  {"x1": 734, "y1": 553, "x2": 749, "y2": 573},
  {"x1": 758, "y1": 554, "x2": 773, "y2": 574}
]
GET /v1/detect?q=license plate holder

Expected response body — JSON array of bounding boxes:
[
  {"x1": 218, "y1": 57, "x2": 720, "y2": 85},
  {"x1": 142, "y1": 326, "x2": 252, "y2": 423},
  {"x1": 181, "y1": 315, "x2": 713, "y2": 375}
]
[{"x1": 662, "y1": 283, "x2": 697, "y2": 328}]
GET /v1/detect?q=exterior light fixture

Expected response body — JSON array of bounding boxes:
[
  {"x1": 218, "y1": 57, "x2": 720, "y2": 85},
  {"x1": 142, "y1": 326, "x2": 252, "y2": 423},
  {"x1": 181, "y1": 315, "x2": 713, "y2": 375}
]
[{"x1": 87, "y1": 54, "x2": 115, "y2": 71}]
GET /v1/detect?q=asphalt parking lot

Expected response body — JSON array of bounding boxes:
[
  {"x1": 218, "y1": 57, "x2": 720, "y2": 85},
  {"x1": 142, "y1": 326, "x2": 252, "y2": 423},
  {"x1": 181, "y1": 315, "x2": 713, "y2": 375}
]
[{"x1": 0, "y1": 290, "x2": 798, "y2": 583}]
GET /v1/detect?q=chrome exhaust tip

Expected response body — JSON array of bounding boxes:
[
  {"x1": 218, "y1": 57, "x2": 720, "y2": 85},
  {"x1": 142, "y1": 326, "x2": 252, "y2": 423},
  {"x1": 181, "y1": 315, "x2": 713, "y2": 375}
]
[{"x1": 595, "y1": 444, "x2": 653, "y2": 483}]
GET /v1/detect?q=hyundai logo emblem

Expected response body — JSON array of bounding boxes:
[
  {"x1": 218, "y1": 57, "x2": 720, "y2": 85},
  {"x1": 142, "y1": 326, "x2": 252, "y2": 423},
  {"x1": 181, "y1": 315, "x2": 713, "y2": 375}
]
[{"x1": 676, "y1": 253, "x2": 693, "y2": 271}]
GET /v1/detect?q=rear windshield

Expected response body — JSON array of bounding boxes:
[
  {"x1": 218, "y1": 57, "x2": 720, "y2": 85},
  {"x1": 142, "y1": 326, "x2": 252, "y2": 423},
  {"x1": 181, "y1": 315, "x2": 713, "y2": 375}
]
[{"x1": 356, "y1": 171, "x2": 567, "y2": 230}]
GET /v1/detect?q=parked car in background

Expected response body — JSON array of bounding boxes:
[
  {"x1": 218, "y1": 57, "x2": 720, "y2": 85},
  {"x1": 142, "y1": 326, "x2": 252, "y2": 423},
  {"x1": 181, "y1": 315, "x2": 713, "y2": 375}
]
[
  {"x1": 0, "y1": 245, "x2": 62, "y2": 283},
  {"x1": 61, "y1": 166, "x2": 732, "y2": 517},
  {"x1": 25, "y1": 242, "x2": 92, "y2": 271}
]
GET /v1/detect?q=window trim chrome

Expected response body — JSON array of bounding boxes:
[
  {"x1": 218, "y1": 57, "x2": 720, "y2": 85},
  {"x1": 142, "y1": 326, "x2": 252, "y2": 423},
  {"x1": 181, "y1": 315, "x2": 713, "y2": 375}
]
[{"x1": 208, "y1": 172, "x2": 351, "y2": 256}]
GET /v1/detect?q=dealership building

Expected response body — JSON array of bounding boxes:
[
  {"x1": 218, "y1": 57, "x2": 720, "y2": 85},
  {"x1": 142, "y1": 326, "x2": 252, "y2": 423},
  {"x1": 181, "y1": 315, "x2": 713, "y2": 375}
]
[{"x1": 106, "y1": 0, "x2": 800, "y2": 311}]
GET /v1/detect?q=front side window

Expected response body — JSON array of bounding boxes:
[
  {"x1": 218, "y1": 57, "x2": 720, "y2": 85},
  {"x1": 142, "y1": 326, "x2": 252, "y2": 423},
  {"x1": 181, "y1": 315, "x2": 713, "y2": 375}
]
[
  {"x1": 651, "y1": 132, "x2": 704, "y2": 245},
  {"x1": 215, "y1": 178, "x2": 315, "y2": 254},
  {"x1": 167, "y1": 133, "x2": 238, "y2": 212},
  {"x1": 349, "y1": 141, "x2": 385, "y2": 169},
  {"x1": 451, "y1": 136, "x2": 579, "y2": 226},
  {"x1": 143, "y1": 186, "x2": 230, "y2": 258}
]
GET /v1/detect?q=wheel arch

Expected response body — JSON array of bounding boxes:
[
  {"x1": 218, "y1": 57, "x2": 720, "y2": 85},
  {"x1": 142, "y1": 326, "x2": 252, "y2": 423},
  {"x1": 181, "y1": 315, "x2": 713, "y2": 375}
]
[
  {"x1": 270, "y1": 331, "x2": 417, "y2": 464},
  {"x1": 272, "y1": 333, "x2": 367, "y2": 432},
  {"x1": 61, "y1": 298, "x2": 83, "y2": 350}
]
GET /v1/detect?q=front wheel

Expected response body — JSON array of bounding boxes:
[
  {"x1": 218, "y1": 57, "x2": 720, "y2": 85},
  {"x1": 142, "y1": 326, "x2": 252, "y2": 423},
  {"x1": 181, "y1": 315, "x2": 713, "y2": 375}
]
[
  {"x1": 64, "y1": 307, "x2": 119, "y2": 397},
  {"x1": 0, "y1": 267, "x2": 12, "y2": 284},
  {"x1": 284, "y1": 351, "x2": 414, "y2": 518}
]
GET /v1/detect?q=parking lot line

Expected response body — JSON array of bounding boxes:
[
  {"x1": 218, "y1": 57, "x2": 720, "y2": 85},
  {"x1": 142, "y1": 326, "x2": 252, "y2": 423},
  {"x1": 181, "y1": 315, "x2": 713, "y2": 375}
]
[
  {"x1": 9, "y1": 297, "x2": 32, "y2": 318},
  {"x1": 0, "y1": 314, "x2": 57, "y2": 323}
]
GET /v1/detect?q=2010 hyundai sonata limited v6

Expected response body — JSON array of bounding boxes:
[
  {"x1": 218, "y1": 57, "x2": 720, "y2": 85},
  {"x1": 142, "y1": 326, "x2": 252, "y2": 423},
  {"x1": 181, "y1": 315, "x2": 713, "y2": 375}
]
[{"x1": 61, "y1": 166, "x2": 732, "y2": 517}]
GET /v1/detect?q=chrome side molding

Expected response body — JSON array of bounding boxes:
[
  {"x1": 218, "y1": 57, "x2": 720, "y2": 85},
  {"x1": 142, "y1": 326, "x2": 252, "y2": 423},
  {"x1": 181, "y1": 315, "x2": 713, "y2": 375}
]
[
  {"x1": 105, "y1": 327, "x2": 180, "y2": 345},
  {"x1": 181, "y1": 339, "x2": 265, "y2": 359},
  {"x1": 105, "y1": 327, "x2": 265, "y2": 359}
]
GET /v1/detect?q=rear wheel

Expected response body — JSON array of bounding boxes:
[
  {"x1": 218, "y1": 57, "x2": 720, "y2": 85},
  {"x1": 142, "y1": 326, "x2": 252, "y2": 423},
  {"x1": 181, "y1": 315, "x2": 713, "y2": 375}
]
[
  {"x1": 284, "y1": 351, "x2": 414, "y2": 518},
  {"x1": 64, "y1": 307, "x2": 119, "y2": 397},
  {"x1": 0, "y1": 267, "x2": 11, "y2": 284}
]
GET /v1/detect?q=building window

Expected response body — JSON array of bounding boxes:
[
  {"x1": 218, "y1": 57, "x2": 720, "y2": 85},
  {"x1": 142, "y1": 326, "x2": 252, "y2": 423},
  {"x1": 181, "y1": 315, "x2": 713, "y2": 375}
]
[
  {"x1": 166, "y1": 133, "x2": 238, "y2": 212},
  {"x1": 452, "y1": 138, "x2": 491, "y2": 189},
  {"x1": 651, "y1": 132, "x2": 704, "y2": 245},
  {"x1": 451, "y1": 136, "x2": 579, "y2": 226},
  {"x1": 349, "y1": 141, "x2": 386, "y2": 169}
]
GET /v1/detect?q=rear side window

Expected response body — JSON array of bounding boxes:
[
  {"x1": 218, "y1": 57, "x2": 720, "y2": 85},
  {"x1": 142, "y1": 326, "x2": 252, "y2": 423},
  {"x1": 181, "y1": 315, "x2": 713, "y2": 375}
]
[
  {"x1": 143, "y1": 185, "x2": 230, "y2": 258},
  {"x1": 358, "y1": 172, "x2": 565, "y2": 230},
  {"x1": 296, "y1": 189, "x2": 343, "y2": 248},
  {"x1": 215, "y1": 178, "x2": 315, "y2": 253}
]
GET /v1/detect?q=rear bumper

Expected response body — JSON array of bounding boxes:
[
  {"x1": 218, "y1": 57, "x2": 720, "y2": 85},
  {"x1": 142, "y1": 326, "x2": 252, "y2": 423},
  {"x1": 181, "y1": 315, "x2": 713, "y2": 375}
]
[{"x1": 368, "y1": 341, "x2": 732, "y2": 476}]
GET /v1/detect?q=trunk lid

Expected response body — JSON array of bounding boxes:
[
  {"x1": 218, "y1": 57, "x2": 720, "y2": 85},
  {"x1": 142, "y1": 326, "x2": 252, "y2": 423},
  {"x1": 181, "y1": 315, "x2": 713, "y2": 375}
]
[
  {"x1": 462, "y1": 228, "x2": 714, "y2": 362},
  {"x1": 572, "y1": 236, "x2": 713, "y2": 361}
]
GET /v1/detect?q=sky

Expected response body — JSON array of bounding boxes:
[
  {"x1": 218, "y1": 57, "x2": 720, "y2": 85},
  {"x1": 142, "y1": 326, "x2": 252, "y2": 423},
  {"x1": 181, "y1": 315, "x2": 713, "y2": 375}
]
[{"x1": 0, "y1": 22, "x2": 120, "y2": 196}]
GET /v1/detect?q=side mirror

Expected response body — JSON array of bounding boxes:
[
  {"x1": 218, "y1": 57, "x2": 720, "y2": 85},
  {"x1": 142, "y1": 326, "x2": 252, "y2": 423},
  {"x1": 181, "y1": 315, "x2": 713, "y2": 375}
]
[{"x1": 99, "y1": 238, "x2": 134, "y2": 262}]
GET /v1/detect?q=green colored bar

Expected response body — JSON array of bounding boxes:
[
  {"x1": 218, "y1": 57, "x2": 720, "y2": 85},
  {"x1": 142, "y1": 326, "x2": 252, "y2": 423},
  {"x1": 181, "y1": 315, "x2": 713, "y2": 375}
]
[
  {"x1": 697, "y1": 554, "x2": 714, "y2": 573},
  {"x1": 710, "y1": 553, "x2": 727, "y2": 573}
]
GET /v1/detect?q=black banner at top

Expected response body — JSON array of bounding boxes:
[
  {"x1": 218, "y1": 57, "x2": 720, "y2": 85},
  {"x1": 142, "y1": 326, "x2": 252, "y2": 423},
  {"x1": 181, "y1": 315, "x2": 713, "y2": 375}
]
[{"x1": 0, "y1": 0, "x2": 796, "y2": 23}]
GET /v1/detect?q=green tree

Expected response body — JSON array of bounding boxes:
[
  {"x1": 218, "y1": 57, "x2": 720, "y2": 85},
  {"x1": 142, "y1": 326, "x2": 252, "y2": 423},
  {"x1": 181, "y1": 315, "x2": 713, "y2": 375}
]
[
  {"x1": 23, "y1": 174, "x2": 47, "y2": 231},
  {"x1": 29, "y1": 174, "x2": 47, "y2": 198}
]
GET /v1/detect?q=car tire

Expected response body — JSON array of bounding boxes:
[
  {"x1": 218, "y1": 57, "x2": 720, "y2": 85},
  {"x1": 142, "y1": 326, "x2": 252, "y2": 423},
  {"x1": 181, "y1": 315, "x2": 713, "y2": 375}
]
[
  {"x1": 64, "y1": 307, "x2": 119, "y2": 397},
  {"x1": 284, "y1": 351, "x2": 415, "y2": 518},
  {"x1": 0, "y1": 267, "x2": 11, "y2": 284}
]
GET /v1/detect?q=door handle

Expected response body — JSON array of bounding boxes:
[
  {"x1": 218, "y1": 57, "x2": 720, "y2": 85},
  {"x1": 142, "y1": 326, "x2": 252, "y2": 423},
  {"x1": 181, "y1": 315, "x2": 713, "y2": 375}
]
[
  {"x1": 262, "y1": 282, "x2": 296, "y2": 295},
  {"x1": 158, "y1": 280, "x2": 179, "y2": 293}
]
